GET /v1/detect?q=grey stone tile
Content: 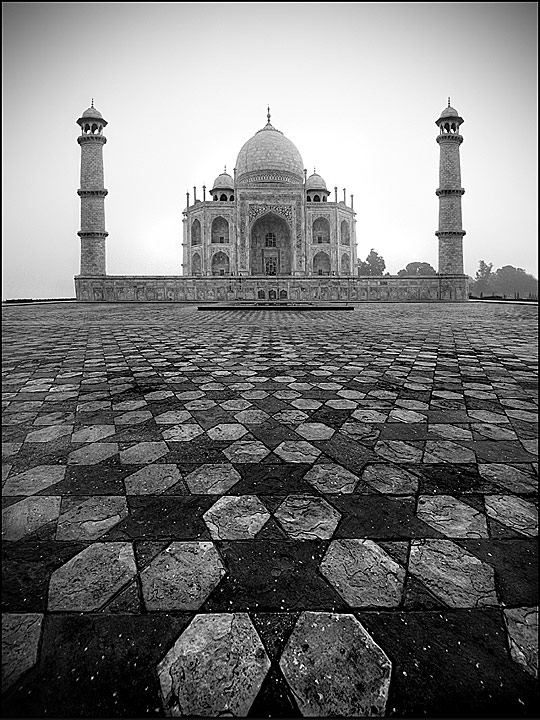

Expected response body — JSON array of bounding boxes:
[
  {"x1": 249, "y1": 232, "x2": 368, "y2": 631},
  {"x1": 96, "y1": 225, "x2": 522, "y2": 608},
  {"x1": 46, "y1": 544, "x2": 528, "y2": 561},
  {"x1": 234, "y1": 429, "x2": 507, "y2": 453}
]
[{"x1": 2, "y1": 613, "x2": 43, "y2": 692}]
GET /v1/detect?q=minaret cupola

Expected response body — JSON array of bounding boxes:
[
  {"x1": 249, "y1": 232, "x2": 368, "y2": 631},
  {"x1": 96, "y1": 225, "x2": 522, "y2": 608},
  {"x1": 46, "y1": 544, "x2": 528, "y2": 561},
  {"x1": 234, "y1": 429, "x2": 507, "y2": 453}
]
[{"x1": 210, "y1": 166, "x2": 235, "y2": 201}]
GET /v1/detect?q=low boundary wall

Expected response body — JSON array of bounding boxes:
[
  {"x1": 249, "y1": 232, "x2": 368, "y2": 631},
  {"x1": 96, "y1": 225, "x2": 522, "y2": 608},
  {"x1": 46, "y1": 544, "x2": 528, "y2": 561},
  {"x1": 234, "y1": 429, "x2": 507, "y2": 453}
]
[{"x1": 74, "y1": 275, "x2": 469, "y2": 303}]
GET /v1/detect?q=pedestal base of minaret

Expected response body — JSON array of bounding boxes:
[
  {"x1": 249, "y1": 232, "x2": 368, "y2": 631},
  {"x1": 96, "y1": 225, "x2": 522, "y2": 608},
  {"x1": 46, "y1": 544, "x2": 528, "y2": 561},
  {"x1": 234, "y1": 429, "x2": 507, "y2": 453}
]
[{"x1": 74, "y1": 275, "x2": 469, "y2": 303}]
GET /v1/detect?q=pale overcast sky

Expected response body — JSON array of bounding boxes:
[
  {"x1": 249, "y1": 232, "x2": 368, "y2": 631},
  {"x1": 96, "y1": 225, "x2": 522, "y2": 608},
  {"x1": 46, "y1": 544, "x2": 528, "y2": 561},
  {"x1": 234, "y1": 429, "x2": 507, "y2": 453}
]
[{"x1": 2, "y1": 2, "x2": 537, "y2": 299}]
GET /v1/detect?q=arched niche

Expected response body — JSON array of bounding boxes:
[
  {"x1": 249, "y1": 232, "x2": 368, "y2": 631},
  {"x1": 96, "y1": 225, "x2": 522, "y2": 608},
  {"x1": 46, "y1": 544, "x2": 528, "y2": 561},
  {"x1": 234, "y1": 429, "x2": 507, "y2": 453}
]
[
  {"x1": 340, "y1": 220, "x2": 350, "y2": 245},
  {"x1": 211, "y1": 251, "x2": 230, "y2": 276},
  {"x1": 313, "y1": 217, "x2": 330, "y2": 244},
  {"x1": 313, "y1": 251, "x2": 331, "y2": 275},
  {"x1": 211, "y1": 217, "x2": 229, "y2": 244},
  {"x1": 192, "y1": 252, "x2": 202, "y2": 275},
  {"x1": 191, "y1": 219, "x2": 201, "y2": 245},
  {"x1": 341, "y1": 253, "x2": 351, "y2": 274}
]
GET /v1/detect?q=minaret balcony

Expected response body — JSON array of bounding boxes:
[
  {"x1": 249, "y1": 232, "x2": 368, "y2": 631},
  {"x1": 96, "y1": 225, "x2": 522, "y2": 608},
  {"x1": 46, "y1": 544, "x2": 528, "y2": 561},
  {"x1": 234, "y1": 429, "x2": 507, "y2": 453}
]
[
  {"x1": 78, "y1": 189, "x2": 108, "y2": 197},
  {"x1": 435, "y1": 230, "x2": 466, "y2": 237},
  {"x1": 436, "y1": 134, "x2": 463, "y2": 145},
  {"x1": 77, "y1": 134, "x2": 107, "y2": 145},
  {"x1": 436, "y1": 188, "x2": 465, "y2": 196},
  {"x1": 77, "y1": 231, "x2": 109, "y2": 238}
]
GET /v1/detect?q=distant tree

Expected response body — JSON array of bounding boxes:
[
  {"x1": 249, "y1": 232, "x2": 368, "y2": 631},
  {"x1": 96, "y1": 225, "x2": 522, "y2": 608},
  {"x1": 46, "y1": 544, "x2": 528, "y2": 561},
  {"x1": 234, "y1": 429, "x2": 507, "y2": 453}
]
[
  {"x1": 358, "y1": 249, "x2": 386, "y2": 276},
  {"x1": 469, "y1": 260, "x2": 538, "y2": 298},
  {"x1": 472, "y1": 260, "x2": 494, "y2": 295},
  {"x1": 397, "y1": 262, "x2": 437, "y2": 276},
  {"x1": 492, "y1": 266, "x2": 538, "y2": 297}
]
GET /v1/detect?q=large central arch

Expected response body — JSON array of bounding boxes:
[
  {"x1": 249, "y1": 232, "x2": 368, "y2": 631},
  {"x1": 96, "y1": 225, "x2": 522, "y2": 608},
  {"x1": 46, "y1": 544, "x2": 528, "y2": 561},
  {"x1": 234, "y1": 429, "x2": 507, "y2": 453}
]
[{"x1": 249, "y1": 212, "x2": 292, "y2": 275}]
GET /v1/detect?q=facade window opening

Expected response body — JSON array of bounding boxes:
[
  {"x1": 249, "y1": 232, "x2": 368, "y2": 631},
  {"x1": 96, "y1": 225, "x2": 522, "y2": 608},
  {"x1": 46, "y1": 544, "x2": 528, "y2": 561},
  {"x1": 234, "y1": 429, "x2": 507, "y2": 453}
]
[
  {"x1": 318, "y1": 269, "x2": 323, "y2": 276},
  {"x1": 265, "y1": 259, "x2": 277, "y2": 275},
  {"x1": 257, "y1": 290, "x2": 265, "y2": 299},
  {"x1": 220, "y1": 193, "x2": 227, "y2": 201},
  {"x1": 220, "y1": 269, "x2": 225, "y2": 276},
  {"x1": 213, "y1": 195, "x2": 218, "y2": 201},
  {"x1": 313, "y1": 195, "x2": 321, "y2": 202},
  {"x1": 322, "y1": 196, "x2": 327, "y2": 202},
  {"x1": 229, "y1": 194, "x2": 234, "y2": 201},
  {"x1": 307, "y1": 196, "x2": 311, "y2": 202},
  {"x1": 317, "y1": 235, "x2": 323, "y2": 244},
  {"x1": 191, "y1": 219, "x2": 202, "y2": 246},
  {"x1": 219, "y1": 236, "x2": 225, "y2": 243},
  {"x1": 265, "y1": 233, "x2": 277, "y2": 247}
]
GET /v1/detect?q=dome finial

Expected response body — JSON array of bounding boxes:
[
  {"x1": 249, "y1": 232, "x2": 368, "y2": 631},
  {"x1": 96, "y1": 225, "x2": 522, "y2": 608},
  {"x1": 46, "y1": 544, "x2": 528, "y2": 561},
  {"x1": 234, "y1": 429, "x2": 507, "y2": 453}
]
[
  {"x1": 448, "y1": 96, "x2": 451, "y2": 107},
  {"x1": 267, "y1": 105, "x2": 271, "y2": 124},
  {"x1": 224, "y1": 165, "x2": 227, "y2": 173},
  {"x1": 91, "y1": 98, "x2": 94, "y2": 108},
  {"x1": 314, "y1": 167, "x2": 316, "y2": 174}
]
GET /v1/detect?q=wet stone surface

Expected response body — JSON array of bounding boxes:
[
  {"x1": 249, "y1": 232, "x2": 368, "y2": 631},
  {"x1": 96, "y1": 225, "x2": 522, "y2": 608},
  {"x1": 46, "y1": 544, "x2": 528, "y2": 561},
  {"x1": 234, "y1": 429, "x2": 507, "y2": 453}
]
[{"x1": 1, "y1": 302, "x2": 537, "y2": 716}]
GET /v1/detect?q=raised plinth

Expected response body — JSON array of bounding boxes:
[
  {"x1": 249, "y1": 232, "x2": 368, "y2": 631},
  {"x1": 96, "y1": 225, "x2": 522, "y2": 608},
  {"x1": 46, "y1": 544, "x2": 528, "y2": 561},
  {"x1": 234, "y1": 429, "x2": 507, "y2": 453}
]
[{"x1": 197, "y1": 301, "x2": 355, "y2": 311}]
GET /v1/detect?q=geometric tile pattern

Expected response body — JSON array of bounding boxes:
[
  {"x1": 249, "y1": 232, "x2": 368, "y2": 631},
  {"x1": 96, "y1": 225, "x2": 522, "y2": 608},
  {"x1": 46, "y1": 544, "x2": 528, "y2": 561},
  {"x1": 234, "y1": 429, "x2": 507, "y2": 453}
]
[{"x1": 1, "y1": 302, "x2": 537, "y2": 717}]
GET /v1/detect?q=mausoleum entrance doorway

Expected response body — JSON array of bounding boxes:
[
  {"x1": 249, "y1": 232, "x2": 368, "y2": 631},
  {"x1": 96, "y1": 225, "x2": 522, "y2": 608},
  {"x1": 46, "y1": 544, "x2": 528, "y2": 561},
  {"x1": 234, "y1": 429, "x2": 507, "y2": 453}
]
[{"x1": 249, "y1": 212, "x2": 292, "y2": 275}]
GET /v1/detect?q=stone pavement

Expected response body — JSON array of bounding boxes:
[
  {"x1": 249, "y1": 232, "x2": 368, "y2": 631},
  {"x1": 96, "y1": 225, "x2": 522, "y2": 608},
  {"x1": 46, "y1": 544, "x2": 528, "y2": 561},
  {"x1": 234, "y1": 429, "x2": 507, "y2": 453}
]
[{"x1": 1, "y1": 301, "x2": 538, "y2": 718}]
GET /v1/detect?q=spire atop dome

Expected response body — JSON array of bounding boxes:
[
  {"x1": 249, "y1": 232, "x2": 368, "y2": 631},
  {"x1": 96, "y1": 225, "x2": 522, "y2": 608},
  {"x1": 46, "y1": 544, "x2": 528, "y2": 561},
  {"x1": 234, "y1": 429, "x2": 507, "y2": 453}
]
[
  {"x1": 91, "y1": 98, "x2": 94, "y2": 108},
  {"x1": 448, "y1": 96, "x2": 451, "y2": 107},
  {"x1": 267, "y1": 106, "x2": 271, "y2": 124}
]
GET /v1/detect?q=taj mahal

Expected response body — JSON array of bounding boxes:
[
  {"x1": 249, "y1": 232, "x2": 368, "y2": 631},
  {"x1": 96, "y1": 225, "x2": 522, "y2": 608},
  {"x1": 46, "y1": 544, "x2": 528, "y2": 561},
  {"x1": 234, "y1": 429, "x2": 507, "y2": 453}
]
[{"x1": 74, "y1": 103, "x2": 468, "y2": 303}]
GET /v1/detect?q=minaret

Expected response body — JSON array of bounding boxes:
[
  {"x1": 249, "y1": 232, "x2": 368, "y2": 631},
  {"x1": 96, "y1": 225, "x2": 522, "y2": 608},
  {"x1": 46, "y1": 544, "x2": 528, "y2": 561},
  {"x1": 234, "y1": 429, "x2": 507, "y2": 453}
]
[
  {"x1": 435, "y1": 99, "x2": 465, "y2": 274},
  {"x1": 76, "y1": 101, "x2": 108, "y2": 275}
]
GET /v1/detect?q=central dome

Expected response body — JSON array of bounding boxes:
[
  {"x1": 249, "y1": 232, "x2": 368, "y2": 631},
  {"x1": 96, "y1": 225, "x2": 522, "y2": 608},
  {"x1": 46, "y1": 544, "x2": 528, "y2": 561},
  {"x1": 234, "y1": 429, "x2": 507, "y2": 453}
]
[{"x1": 235, "y1": 116, "x2": 304, "y2": 185}]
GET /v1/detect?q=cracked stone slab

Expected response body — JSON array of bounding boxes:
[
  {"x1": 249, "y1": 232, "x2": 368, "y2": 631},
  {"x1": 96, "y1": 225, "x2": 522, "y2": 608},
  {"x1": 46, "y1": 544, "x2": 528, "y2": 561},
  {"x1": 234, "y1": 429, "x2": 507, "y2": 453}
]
[
  {"x1": 223, "y1": 441, "x2": 271, "y2": 463},
  {"x1": 274, "y1": 495, "x2": 341, "y2": 539},
  {"x1": 303, "y1": 464, "x2": 360, "y2": 493},
  {"x1": 71, "y1": 424, "x2": 116, "y2": 443},
  {"x1": 207, "y1": 423, "x2": 248, "y2": 441},
  {"x1": 119, "y1": 441, "x2": 169, "y2": 465},
  {"x1": 234, "y1": 409, "x2": 271, "y2": 424},
  {"x1": 161, "y1": 424, "x2": 204, "y2": 442},
  {"x1": 2, "y1": 613, "x2": 43, "y2": 692},
  {"x1": 203, "y1": 495, "x2": 270, "y2": 539},
  {"x1": 24, "y1": 424, "x2": 73, "y2": 443},
  {"x1": 417, "y1": 495, "x2": 489, "y2": 538},
  {"x1": 408, "y1": 539, "x2": 498, "y2": 608},
  {"x1": 295, "y1": 422, "x2": 335, "y2": 440},
  {"x1": 140, "y1": 541, "x2": 225, "y2": 610},
  {"x1": 67, "y1": 442, "x2": 118, "y2": 465},
  {"x1": 423, "y1": 440, "x2": 477, "y2": 464},
  {"x1": 2, "y1": 465, "x2": 66, "y2": 496},
  {"x1": 154, "y1": 410, "x2": 192, "y2": 424},
  {"x1": 48, "y1": 542, "x2": 137, "y2": 611},
  {"x1": 157, "y1": 613, "x2": 270, "y2": 717},
  {"x1": 478, "y1": 464, "x2": 538, "y2": 493},
  {"x1": 320, "y1": 539, "x2": 405, "y2": 607},
  {"x1": 362, "y1": 464, "x2": 419, "y2": 494},
  {"x1": 274, "y1": 441, "x2": 321, "y2": 463},
  {"x1": 185, "y1": 463, "x2": 242, "y2": 494},
  {"x1": 279, "y1": 611, "x2": 391, "y2": 716},
  {"x1": 55, "y1": 496, "x2": 128, "y2": 540},
  {"x1": 375, "y1": 440, "x2": 423, "y2": 463},
  {"x1": 484, "y1": 495, "x2": 538, "y2": 537},
  {"x1": 503, "y1": 607, "x2": 538, "y2": 678},
  {"x1": 124, "y1": 464, "x2": 182, "y2": 494},
  {"x1": 2, "y1": 496, "x2": 61, "y2": 541}
]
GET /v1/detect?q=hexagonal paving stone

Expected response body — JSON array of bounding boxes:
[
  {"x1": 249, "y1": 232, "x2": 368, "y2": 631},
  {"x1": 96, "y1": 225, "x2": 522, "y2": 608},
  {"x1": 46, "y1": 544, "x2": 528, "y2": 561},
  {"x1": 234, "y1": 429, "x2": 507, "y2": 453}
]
[
  {"x1": 362, "y1": 464, "x2": 418, "y2": 494},
  {"x1": 275, "y1": 495, "x2": 340, "y2": 539},
  {"x1": 279, "y1": 612, "x2": 391, "y2": 716},
  {"x1": 503, "y1": 607, "x2": 538, "y2": 678},
  {"x1": 203, "y1": 496, "x2": 270, "y2": 539},
  {"x1": 2, "y1": 613, "x2": 43, "y2": 692},
  {"x1": 55, "y1": 496, "x2": 128, "y2": 541},
  {"x1": 2, "y1": 465, "x2": 66, "y2": 496},
  {"x1": 207, "y1": 423, "x2": 248, "y2": 441},
  {"x1": 114, "y1": 410, "x2": 153, "y2": 426},
  {"x1": 185, "y1": 463, "x2": 242, "y2": 494},
  {"x1": 320, "y1": 539, "x2": 406, "y2": 607},
  {"x1": 154, "y1": 410, "x2": 192, "y2": 425},
  {"x1": 274, "y1": 441, "x2": 321, "y2": 463},
  {"x1": 2, "y1": 496, "x2": 61, "y2": 541},
  {"x1": 272, "y1": 409, "x2": 309, "y2": 425},
  {"x1": 484, "y1": 495, "x2": 538, "y2": 536},
  {"x1": 303, "y1": 464, "x2": 360, "y2": 493},
  {"x1": 157, "y1": 613, "x2": 270, "y2": 716},
  {"x1": 408, "y1": 539, "x2": 498, "y2": 608},
  {"x1": 295, "y1": 422, "x2": 335, "y2": 440},
  {"x1": 478, "y1": 464, "x2": 538, "y2": 493},
  {"x1": 119, "y1": 441, "x2": 169, "y2": 464},
  {"x1": 234, "y1": 409, "x2": 270, "y2": 424},
  {"x1": 417, "y1": 495, "x2": 489, "y2": 538},
  {"x1": 24, "y1": 424, "x2": 73, "y2": 443},
  {"x1": 48, "y1": 542, "x2": 137, "y2": 611},
  {"x1": 140, "y1": 542, "x2": 225, "y2": 610},
  {"x1": 223, "y1": 441, "x2": 270, "y2": 463},
  {"x1": 67, "y1": 442, "x2": 118, "y2": 465},
  {"x1": 124, "y1": 464, "x2": 182, "y2": 494},
  {"x1": 161, "y1": 424, "x2": 204, "y2": 442}
]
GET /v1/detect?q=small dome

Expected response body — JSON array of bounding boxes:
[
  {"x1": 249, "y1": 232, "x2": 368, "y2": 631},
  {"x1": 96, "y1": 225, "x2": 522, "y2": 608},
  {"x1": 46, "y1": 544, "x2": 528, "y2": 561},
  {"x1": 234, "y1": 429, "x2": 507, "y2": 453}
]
[
  {"x1": 211, "y1": 171, "x2": 234, "y2": 190},
  {"x1": 440, "y1": 105, "x2": 458, "y2": 118},
  {"x1": 82, "y1": 104, "x2": 103, "y2": 119},
  {"x1": 306, "y1": 172, "x2": 327, "y2": 191}
]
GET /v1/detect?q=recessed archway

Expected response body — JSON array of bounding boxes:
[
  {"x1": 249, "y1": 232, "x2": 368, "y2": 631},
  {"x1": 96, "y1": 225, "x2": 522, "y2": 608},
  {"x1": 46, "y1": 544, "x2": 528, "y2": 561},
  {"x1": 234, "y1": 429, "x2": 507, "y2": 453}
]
[
  {"x1": 313, "y1": 251, "x2": 331, "y2": 276},
  {"x1": 211, "y1": 251, "x2": 230, "y2": 276},
  {"x1": 250, "y1": 212, "x2": 291, "y2": 275}
]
